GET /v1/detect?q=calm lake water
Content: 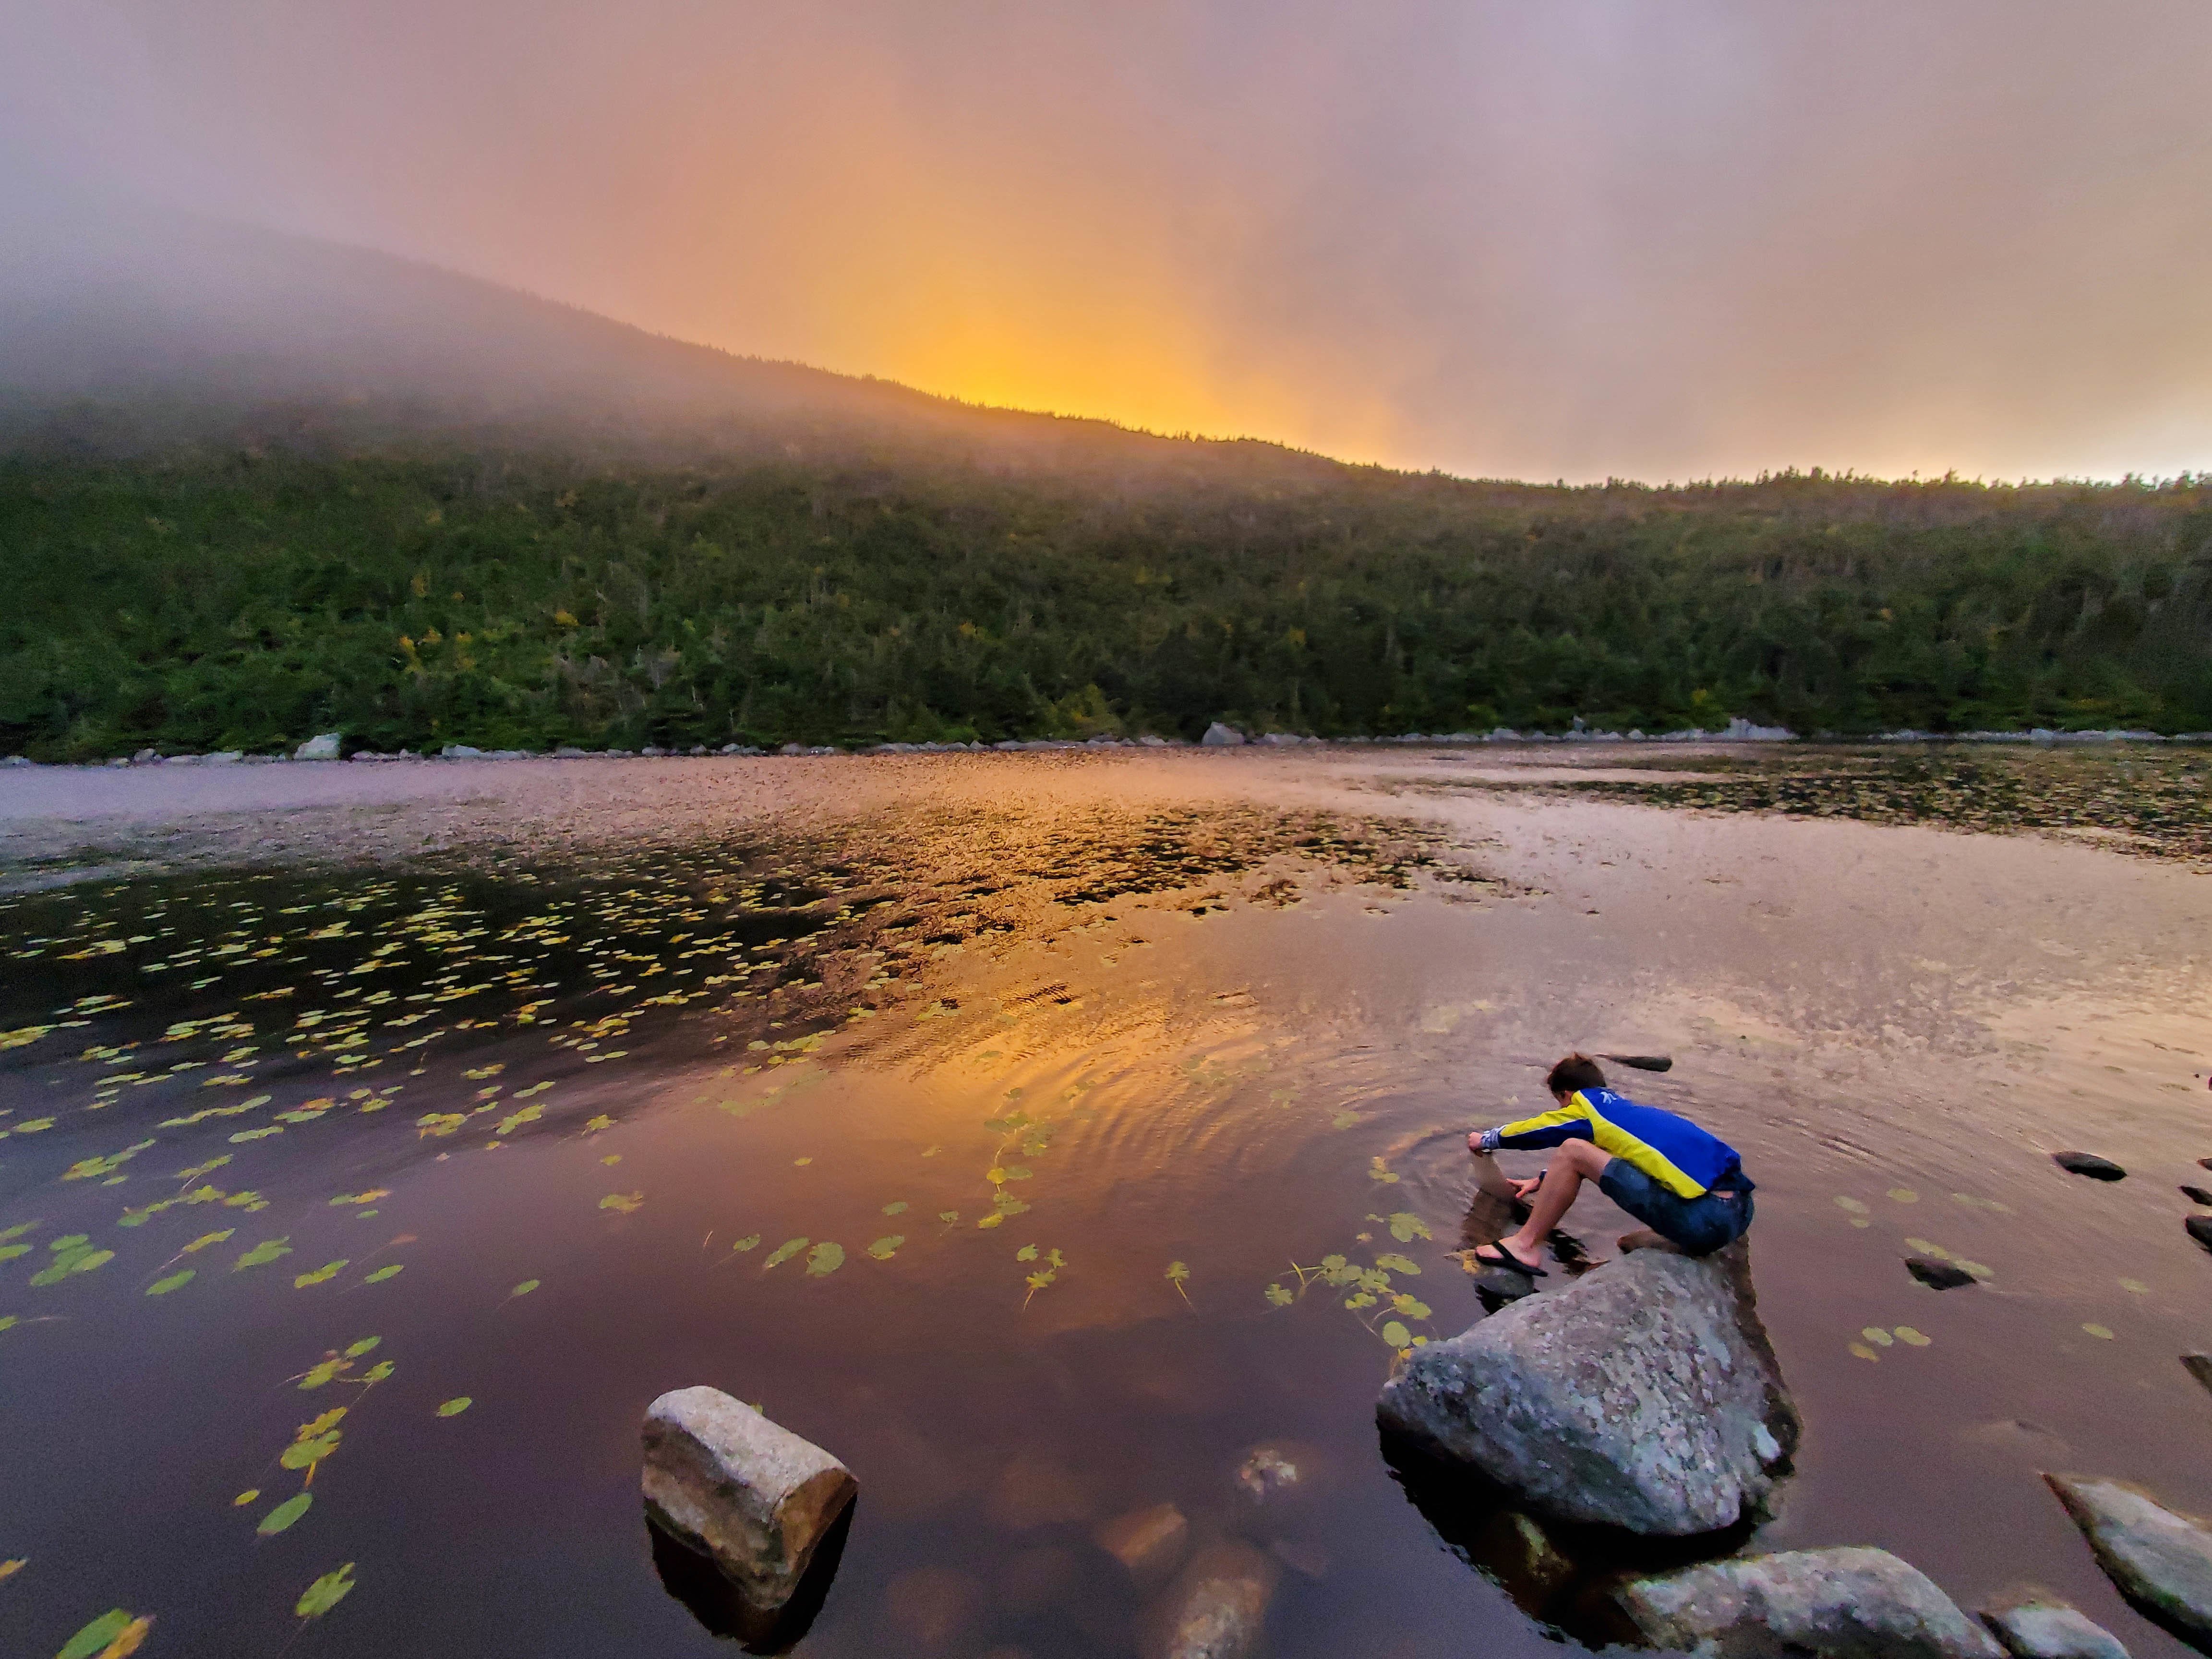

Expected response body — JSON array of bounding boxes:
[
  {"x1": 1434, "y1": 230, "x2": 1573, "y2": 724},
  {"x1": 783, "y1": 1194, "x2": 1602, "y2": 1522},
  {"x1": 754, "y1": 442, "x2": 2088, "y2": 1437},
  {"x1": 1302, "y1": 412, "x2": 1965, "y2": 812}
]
[{"x1": 2, "y1": 745, "x2": 2210, "y2": 1658}]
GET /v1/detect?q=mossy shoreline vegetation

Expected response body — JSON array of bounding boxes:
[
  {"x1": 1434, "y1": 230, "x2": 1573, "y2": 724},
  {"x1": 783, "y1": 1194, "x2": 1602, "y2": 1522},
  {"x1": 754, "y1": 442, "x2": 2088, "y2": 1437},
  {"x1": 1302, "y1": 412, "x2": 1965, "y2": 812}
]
[{"x1": 4, "y1": 443, "x2": 2209, "y2": 761}]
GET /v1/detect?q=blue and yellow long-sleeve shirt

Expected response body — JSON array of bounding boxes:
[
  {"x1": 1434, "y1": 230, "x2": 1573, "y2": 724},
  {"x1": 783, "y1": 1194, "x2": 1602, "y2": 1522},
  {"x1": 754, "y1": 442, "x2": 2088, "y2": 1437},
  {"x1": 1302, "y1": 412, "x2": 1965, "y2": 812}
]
[{"x1": 1473, "y1": 1088, "x2": 1746, "y2": 1199}]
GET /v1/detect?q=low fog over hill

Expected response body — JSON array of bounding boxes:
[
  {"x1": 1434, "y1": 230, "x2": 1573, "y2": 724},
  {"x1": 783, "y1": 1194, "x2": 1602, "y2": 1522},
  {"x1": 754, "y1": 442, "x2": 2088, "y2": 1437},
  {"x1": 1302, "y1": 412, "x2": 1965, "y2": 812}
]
[{"x1": 0, "y1": 205, "x2": 1346, "y2": 489}]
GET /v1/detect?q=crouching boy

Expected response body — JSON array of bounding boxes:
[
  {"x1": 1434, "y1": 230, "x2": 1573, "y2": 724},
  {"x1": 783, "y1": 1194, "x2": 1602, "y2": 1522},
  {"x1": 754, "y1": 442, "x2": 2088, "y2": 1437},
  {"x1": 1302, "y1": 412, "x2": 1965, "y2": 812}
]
[{"x1": 1466, "y1": 1053, "x2": 1753, "y2": 1275}]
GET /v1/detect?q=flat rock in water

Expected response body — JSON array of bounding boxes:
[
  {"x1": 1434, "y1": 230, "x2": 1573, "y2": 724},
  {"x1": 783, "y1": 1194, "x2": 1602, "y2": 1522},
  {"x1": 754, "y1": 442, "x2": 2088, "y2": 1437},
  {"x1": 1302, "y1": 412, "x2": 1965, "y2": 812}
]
[
  {"x1": 1092, "y1": 1503, "x2": 1191, "y2": 1592},
  {"x1": 2045, "y1": 1474, "x2": 2212, "y2": 1645},
  {"x1": 1380, "y1": 1240, "x2": 1797, "y2": 1535},
  {"x1": 640, "y1": 1387, "x2": 856, "y2": 1614},
  {"x1": 1978, "y1": 1588, "x2": 2130, "y2": 1659},
  {"x1": 2053, "y1": 1152, "x2": 2127, "y2": 1181},
  {"x1": 1909, "y1": 1256, "x2": 1980, "y2": 1291},
  {"x1": 1146, "y1": 1539, "x2": 1280, "y2": 1659},
  {"x1": 2187, "y1": 1216, "x2": 2212, "y2": 1252},
  {"x1": 1617, "y1": 1545, "x2": 2003, "y2": 1659},
  {"x1": 2183, "y1": 1186, "x2": 2212, "y2": 1206},
  {"x1": 1604, "y1": 1054, "x2": 1674, "y2": 1072}
]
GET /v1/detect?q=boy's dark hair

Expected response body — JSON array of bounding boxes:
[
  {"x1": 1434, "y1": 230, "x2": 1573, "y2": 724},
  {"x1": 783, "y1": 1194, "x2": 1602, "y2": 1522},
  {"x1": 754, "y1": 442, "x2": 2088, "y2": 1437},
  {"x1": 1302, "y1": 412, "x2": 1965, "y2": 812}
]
[{"x1": 1546, "y1": 1053, "x2": 1607, "y2": 1096}]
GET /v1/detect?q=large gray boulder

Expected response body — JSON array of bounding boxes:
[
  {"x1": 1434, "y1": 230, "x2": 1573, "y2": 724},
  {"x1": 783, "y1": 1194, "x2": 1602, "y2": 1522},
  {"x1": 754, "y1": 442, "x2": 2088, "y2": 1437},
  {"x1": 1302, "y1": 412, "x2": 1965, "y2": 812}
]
[
  {"x1": 641, "y1": 1387, "x2": 856, "y2": 1615},
  {"x1": 1979, "y1": 1587, "x2": 2129, "y2": 1659},
  {"x1": 1377, "y1": 1240, "x2": 1796, "y2": 1534},
  {"x1": 1618, "y1": 1546, "x2": 2003, "y2": 1659},
  {"x1": 2046, "y1": 1473, "x2": 2212, "y2": 1645},
  {"x1": 1200, "y1": 722, "x2": 1247, "y2": 747}
]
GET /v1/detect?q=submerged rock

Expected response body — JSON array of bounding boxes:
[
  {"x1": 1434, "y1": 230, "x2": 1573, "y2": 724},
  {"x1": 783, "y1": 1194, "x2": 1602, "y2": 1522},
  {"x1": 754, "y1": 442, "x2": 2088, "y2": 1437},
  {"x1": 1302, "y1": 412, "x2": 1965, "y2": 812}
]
[
  {"x1": 1093, "y1": 1503, "x2": 1191, "y2": 1592},
  {"x1": 2045, "y1": 1473, "x2": 2212, "y2": 1644},
  {"x1": 1617, "y1": 1546, "x2": 2003, "y2": 1659},
  {"x1": 640, "y1": 1387, "x2": 857, "y2": 1616},
  {"x1": 2053, "y1": 1152, "x2": 2127, "y2": 1181},
  {"x1": 1978, "y1": 1588, "x2": 2130, "y2": 1659},
  {"x1": 1908, "y1": 1257, "x2": 1980, "y2": 1290},
  {"x1": 1146, "y1": 1539, "x2": 1280, "y2": 1659},
  {"x1": 2188, "y1": 1216, "x2": 2212, "y2": 1253},
  {"x1": 1380, "y1": 1241, "x2": 1796, "y2": 1535}
]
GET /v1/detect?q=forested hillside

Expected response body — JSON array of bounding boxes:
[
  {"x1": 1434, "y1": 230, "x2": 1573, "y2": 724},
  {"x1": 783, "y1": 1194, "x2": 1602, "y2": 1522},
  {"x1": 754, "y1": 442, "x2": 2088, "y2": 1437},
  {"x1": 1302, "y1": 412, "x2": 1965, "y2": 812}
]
[{"x1": 4, "y1": 440, "x2": 2208, "y2": 759}]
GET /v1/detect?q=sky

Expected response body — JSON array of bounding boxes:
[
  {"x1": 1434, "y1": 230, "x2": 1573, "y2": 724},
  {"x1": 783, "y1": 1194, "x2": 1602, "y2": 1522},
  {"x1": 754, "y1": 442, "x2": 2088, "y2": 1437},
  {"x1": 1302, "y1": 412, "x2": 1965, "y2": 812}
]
[{"x1": 5, "y1": 0, "x2": 2211, "y2": 483}]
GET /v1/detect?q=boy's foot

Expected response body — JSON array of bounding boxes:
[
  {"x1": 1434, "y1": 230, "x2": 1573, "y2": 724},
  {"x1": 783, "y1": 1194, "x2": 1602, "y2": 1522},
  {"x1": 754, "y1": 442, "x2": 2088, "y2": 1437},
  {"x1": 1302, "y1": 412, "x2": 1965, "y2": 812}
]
[{"x1": 1471, "y1": 1240, "x2": 1547, "y2": 1276}]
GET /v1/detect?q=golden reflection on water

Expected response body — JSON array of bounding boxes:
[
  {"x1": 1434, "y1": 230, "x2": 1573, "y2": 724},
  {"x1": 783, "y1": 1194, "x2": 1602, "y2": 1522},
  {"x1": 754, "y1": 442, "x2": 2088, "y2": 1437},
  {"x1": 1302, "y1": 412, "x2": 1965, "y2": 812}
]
[{"x1": 2, "y1": 757, "x2": 2212, "y2": 1657}]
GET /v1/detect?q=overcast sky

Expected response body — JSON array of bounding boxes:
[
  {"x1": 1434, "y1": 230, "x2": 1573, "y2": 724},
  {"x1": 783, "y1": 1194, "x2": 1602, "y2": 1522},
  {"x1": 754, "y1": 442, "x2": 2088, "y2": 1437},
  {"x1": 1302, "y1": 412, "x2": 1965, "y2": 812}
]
[{"x1": 6, "y1": 0, "x2": 2211, "y2": 482}]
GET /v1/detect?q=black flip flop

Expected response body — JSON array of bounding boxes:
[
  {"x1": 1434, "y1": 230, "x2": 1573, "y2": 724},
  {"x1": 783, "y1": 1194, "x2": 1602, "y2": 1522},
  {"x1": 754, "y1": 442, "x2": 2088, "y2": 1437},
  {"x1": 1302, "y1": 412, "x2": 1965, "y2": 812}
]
[{"x1": 1471, "y1": 1242, "x2": 1547, "y2": 1276}]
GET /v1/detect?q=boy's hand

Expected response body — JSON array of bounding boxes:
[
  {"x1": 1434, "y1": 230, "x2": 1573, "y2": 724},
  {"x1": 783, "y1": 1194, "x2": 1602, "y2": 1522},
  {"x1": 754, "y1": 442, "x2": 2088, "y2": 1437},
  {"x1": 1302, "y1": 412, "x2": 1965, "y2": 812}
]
[{"x1": 1507, "y1": 1175, "x2": 1542, "y2": 1202}]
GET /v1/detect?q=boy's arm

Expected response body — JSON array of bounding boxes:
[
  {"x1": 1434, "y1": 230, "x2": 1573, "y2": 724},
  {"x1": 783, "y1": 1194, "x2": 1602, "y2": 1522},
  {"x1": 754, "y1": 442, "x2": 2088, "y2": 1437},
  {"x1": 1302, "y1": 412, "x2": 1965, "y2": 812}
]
[{"x1": 1470, "y1": 1103, "x2": 1593, "y2": 1154}]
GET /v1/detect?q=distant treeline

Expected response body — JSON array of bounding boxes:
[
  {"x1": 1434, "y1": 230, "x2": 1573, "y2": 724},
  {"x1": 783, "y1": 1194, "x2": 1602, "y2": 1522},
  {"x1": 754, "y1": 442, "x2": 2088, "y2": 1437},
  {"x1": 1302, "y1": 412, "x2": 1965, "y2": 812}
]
[{"x1": 4, "y1": 441, "x2": 2210, "y2": 759}]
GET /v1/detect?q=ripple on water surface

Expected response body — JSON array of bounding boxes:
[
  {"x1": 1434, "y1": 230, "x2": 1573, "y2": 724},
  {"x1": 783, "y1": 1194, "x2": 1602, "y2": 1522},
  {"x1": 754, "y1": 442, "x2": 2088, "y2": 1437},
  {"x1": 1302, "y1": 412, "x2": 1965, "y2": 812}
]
[{"x1": 2, "y1": 771, "x2": 2211, "y2": 1658}]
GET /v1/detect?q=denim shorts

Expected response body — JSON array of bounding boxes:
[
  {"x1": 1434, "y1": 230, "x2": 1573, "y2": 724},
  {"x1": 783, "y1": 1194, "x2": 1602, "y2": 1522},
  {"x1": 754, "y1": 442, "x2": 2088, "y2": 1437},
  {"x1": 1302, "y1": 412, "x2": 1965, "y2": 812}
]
[{"x1": 1598, "y1": 1158, "x2": 1753, "y2": 1256}]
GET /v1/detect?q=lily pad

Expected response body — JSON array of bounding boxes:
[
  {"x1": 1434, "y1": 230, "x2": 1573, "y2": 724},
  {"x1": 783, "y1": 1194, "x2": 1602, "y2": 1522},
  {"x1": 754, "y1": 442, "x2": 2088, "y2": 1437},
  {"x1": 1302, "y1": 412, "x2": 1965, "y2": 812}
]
[
  {"x1": 146, "y1": 1271, "x2": 194, "y2": 1296},
  {"x1": 1381, "y1": 1320, "x2": 1413, "y2": 1348},
  {"x1": 805, "y1": 1242, "x2": 845, "y2": 1276},
  {"x1": 233, "y1": 1238, "x2": 292, "y2": 1270},
  {"x1": 293, "y1": 1260, "x2": 348, "y2": 1288},
  {"x1": 258, "y1": 1491, "x2": 313, "y2": 1535},
  {"x1": 344, "y1": 1336, "x2": 381, "y2": 1358},
  {"x1": 362, "y1": 1264, "x2": 404, "y2": 1284},
  {"x1": 762, "y1": 1237, "x2": 808, "y2": 1270},
  {"x1": 296, "y1": 1562, "x2": 356, "y2": 1619},
  {"x1": 598, "y1": 1191, "x2": 643, "y2": 1214},
  {"x1": 436, "y1": 1396, "x2": 472, "y2": 1416},
  {"x1": 57, "y1": 1610, "x2": 150, "y2": 1659},
  {"x1": 866, "y1": 1236, "x2": 903, "y2": 1260},
  {"x1": 508, "y1": 1279, "x2": 540, "y2": 1298}
]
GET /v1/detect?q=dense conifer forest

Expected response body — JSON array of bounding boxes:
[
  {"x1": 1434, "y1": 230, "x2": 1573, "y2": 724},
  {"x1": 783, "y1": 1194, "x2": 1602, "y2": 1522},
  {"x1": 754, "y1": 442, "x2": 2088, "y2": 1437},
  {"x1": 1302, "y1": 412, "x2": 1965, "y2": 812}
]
[{"x1": 4, "y1": 426, "x2": 2207, "y2": 760}]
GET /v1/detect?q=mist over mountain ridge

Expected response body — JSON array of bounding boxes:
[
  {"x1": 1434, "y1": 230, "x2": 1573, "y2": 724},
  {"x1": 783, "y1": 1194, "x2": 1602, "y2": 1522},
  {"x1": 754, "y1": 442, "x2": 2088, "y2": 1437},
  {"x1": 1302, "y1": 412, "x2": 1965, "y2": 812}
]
[{"x1": 0, "y1": 207, "x2": 1361, "y2": 491}]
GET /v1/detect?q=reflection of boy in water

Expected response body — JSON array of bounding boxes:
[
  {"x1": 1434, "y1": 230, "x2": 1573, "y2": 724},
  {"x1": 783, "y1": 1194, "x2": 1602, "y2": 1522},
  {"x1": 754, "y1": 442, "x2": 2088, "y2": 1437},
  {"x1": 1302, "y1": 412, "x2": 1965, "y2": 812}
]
[{"x1": 1465, "y1": 1054, "x2": 1753, "y2": 1276}]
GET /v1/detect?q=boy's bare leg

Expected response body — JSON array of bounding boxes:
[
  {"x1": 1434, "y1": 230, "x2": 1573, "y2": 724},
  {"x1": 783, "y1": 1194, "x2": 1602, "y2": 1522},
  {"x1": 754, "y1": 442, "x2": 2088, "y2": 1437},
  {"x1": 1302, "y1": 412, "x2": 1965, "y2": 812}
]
[{"x1": 1490, "y1": 1140, "x2": 1612, "y2": 1268}]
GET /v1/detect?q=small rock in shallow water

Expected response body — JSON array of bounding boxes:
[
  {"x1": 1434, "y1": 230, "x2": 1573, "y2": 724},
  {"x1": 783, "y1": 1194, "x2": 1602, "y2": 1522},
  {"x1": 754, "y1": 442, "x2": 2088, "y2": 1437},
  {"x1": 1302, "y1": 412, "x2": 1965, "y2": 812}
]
[
  {"x1": 2182, "y1": 1187, "x2": 2212, "y2": 1206},
  {"x1": 1231, "y1": 1441, "x2": 1333, "y2": 1511},
  {"x1": 1978, "y1": 1587, "x2": 2130, "y2": 1659},
  {"x1": 1909, "y1": 1257, "x2": 1979, "y2": 1290},
  {"x1": 2045, "y1": 1473, "x2": 2212, "y2": 1644},
  {"x1": 640, "y1": 1387, "x2": 856, "y2": 1616},
  {"x1": 1617, "y1": 1546, "x2": 2003, "y2": 1658},
  {"x1": 2053, "y1": 1152, "x2": 2127, "y2": 1181},
  {"x1": 1092, "y1": 1503, "x2": 1191, "y2": 1592},
  {"x1": 1603, "y1": 1054, "x2": 1674, "y2": 1072},
  {"x1": 2183, "y1": 1355, "x2": 2212, "y2": 1398},
  {"x1": 1146, "y1": 1539, "x2": 1279, "y2": 1659},
  {"x1": 2187, "y1": 1216, "x2": 2212, "y2": 1252}
]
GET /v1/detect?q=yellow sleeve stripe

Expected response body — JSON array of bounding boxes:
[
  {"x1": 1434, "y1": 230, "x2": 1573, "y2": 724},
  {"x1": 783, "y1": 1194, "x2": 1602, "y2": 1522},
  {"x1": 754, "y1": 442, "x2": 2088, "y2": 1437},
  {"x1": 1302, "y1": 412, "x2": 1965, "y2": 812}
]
[
  {"x1": 1493, "y1": 1103, "x2": 1592, "y2": 1141},
  {"x1": 1575, "y1": 1091, "x2": 1707, "y2": 1198}
]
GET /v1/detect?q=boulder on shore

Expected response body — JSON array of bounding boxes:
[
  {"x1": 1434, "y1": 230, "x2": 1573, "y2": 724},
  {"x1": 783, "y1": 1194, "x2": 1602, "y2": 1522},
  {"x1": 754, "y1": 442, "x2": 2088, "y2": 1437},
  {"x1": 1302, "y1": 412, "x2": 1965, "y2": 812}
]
[
  {"x1": 1378, "y1": 1240, "x2": 1796, "y2": 1535},
  {"x1": 641, "y1": 1386, "x2": 857, "y2": 1614},
  {"x1": 1617, "y1": 1546, "x2": 2003, "y2": 1659},
  {"x1": 2045, "y1": 1473, "x2": 2212, "y2": 1645},
  {"x1": 1200, "y1": 722, "x2": 1247, "y2": 747},
  {"x1": 1978, "y1": 1587, "x2": 2129, "y2": 1659},
  {"x1": 293, "y1": 732, "x2": 342, "y2": 761}
]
